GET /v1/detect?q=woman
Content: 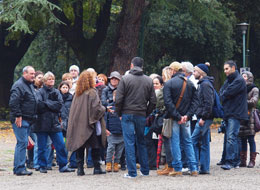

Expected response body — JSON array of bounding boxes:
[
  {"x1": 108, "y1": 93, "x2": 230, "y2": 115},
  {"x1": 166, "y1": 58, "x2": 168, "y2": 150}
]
[
  {"x1": 66, "y1": 70, "x2": 107, "y2": 176},
  {"x1": 35, "y1": 72, "x2": 74, "y2": 173},
  {"x1": 239, "y1": 71, "x2": 259, "y2": 168}
]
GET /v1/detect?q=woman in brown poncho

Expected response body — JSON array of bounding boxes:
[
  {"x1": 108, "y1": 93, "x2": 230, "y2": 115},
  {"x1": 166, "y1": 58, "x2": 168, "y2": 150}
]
[{"x1": 66, "y1": 70, "x2": 106, "y2": 176}]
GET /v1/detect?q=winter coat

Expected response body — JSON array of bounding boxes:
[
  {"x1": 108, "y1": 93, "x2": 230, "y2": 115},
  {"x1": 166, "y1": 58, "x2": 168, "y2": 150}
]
[
  {"x1": 115, "y1": 66, "x2": 156, "y2": 117},
  {"x1": 163, "y1": 72, "x2": 199, "y2": 121},
  {"x1": 60, "y1": 92, "x2": 73, "y2": 133},
  {"x1": 96, "y1": 83, "x2": 106, "y2": 99},
  {"x1": 101, "y1": 83, "x2": 116, "y2": 107},
  {"x1": 220, "y1": 70, "x2": 248, "y2": 121},
  {"x1": 34, "y1": 85, "x2": 63, "y2": 133},
  {"x1": 66, "y1": 88, "x2": 106, "y2": 152},
  {"x1": 195, "y1": 76, "x2": 215, "y2": 120},
  {"x1": 106, "y1": 104, "x2": 122, "y2": 135},
  {"x1": 9, "y1": 77, "x2": 38, "y2": 123}
]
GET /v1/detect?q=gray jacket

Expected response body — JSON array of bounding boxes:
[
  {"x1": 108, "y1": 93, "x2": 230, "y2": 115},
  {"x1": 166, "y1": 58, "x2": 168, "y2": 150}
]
[{"x1": 115, "y1": 67, "x2": 156, "y2": 117}]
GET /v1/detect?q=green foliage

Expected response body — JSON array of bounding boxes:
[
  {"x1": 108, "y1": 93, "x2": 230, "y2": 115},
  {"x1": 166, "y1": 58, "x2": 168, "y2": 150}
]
[{"x1": 0, "y1": 0, "x2": 63, "y2": 34}]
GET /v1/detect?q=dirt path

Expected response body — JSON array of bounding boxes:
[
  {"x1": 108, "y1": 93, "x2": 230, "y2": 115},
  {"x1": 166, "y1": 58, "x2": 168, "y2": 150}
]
[{"x1": 0, "y1": 128, "x2": 260, "y2": 190}]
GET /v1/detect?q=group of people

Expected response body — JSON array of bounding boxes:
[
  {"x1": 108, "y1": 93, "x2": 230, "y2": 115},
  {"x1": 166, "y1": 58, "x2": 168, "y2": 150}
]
[{"x1": 9, "y1": 57, "x2": 259, "y2": 178}]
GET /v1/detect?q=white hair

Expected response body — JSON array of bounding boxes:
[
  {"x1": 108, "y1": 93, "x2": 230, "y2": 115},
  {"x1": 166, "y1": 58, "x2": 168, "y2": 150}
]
[
  {"x1": 22, "y1": 66, "x2": 34, "y2": 73},
  {"x1": 181, "y1": 61, "x2": 194, "y2": 73},
  {"x1": 69, "y1": 65, "x2": 80, "y2": 73}
]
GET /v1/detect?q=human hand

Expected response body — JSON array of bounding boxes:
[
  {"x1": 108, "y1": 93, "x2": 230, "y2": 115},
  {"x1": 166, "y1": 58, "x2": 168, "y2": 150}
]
[
  {"x1": 106, "y1": 129, "x2": 111, "y2": 136},
  {"x1": 15, "y1": 117, "x2": 22, "y2": 128},
  {"x1": 199, "y1": 119, "x2": 205, "y2": 127}
]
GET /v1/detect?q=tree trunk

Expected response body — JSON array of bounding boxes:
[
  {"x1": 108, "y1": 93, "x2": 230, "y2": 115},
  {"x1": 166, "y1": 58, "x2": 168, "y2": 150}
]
[{"x1": 110, "y1": 0, "x2": 146, "y2": 74}]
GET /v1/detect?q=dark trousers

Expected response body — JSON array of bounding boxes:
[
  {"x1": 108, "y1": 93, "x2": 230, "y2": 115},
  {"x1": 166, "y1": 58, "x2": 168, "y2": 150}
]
[
  {"x1": 145, "y1": 129, "x2": 158, "y2": 168},
  {"x1": 76, "y1": 147, "x2": 101, "y2": 168}
]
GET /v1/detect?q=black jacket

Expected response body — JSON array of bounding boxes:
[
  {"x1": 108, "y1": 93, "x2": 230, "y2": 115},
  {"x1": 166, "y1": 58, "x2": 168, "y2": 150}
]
[
  {"x1": 196, "y1": 76, "x2": 215, "y2": 120},
  {"x1": 9, "y1": 77, "x2": 38, "y2": 123},
  {"x1": 220, "y1": 70, "x2": 248, "y2": 121},
  {"x1": 163, "y1": 72, "x2": 198, "y2": 121},
  {"x1": 101, "y1": 83, "x2": 116, "y2": 107},
  {"x1": 115, "y1": 66, "x2": 156, "y2": 117},
  {"x1": 60, "y1": 92, "x2": 73, "y2": 132},
  {"x1": 34, "y1": 85, "x2": 63, "y2": 133}
]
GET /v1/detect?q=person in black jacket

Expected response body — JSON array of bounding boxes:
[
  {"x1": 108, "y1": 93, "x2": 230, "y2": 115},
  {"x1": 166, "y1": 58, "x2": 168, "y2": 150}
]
[
  {"x1": 163, "y1": 61, "x2": 199, "y2": 176},
  {"x1": 35, "y1": 72, "x2": 74, "y2": 173},
  {"x1": 219, "y1": 60, "x2": 248, "y2": 170},
  {"x1": 9, "y1": 66, "x2": 37, "y2": 176},
  {"x1": 191, "y1": 63, "x2": 215, "y2": 174}
]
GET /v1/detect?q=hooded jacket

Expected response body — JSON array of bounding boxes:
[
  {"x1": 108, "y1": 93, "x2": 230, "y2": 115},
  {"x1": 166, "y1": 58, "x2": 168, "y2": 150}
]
[{"x1": 115, "y1": 66, "x2": 156, "y2": 117}]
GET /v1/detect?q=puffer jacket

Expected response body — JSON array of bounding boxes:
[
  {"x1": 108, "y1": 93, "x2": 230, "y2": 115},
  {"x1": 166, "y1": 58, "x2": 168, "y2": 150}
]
[
  {"x1": 220, "y1": 70, "x2": 248, "y2": 121},
  {"x1": 163, "y1": 72, "x2": 199, "y2": 121},
  {"x1": 34, "y1": 85, "x2": 63, "y2": 133},
  {"x1": 60, "y1": 92, "x2": 73, "y2": 133},
  {"x1": 9, "y1": 77, "x2": 38, "y2": 123},
  {"x1": 239, "y1": 71, "x2": 259, "y2": 136},
  {"x1": 195, "y1": 76, "x2": 215, "y2": 120}
]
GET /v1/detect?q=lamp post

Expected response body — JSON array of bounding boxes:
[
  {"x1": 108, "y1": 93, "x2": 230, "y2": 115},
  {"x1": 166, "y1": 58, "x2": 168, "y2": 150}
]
[{"x1": 237, "y1": 23, "x2": 249, "y2": 68}]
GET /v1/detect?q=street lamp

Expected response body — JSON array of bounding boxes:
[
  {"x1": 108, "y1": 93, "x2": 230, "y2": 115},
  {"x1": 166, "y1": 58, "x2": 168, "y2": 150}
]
[{"x1": 237, "y1": 23, "x2": 249, "y2": 68}]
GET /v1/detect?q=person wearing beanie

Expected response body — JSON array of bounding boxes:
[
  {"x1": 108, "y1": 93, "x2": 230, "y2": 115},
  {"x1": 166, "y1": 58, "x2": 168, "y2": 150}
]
[
  {"x1": 192, "y1": 62, "x2": 215, "y2": 174},
  {"x1": 69, "y1": 65, "x2": 80, "y2": 95}
]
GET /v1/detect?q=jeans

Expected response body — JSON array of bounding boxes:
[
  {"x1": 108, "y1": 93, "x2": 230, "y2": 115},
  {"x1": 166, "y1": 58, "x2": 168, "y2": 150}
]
[
  {"x1": 240, "y1": 135, "x2": 256, "y2": 152},
  {"x1": 192, "y1": 119, "x2": 213, "y2": 172},
  {"x1": 37, "y1": 132, "x2": 68, "y2": 171},
  {"x1": 12, "y1": 120, "x2": 31, "y2": 174},
  {"x1": 163, "y1": 136, "x2": 173, "y2": 167},
  {"x1": 225, "y1": 118, "x2": 240, "y2": 166},
  {"x1": 122, "y1": 114, "x2": 149, "y2": 177},
  {"x1": 171, "y1": 121, "x2": 197, "y2": 172}
]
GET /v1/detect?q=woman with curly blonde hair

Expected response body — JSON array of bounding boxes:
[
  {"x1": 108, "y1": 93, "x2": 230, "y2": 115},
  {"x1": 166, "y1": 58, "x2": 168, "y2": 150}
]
[{"x1": 66, "y1": 70, "x2": 106, "y2": 176}]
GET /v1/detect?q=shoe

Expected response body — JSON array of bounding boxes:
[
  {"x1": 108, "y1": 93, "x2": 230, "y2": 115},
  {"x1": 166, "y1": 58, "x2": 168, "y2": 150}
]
[
  {"x1": 168, "y1": 171, "x2": 182, "y2": 177},
  {"x1": 113, "y1": 163, "x2": 119, "y2": 172},
  {"x1": 181, "y1": 168, "x2": 189, "y2": 172},
  {"x1": 106, "y1": 162, "x2": 112, "y2": 172},
  {"x1": 199, "y1": 171, "x2": 210, "y2": 175},
  {"x1": 247, "y1": 152, "x2": 258, "y2": 168},
  {"x1": 26, "y1": 163, "x2": 34, "y2": 169},
  {"x1": 157, "y1": 167, "x2": 174, "y2": 175},
  {"x1": 140, "y1": 171, "x2": 149, "y2": 176},
  {"x1": 136, "y1": 163, "x2": 140, "y2": 169},
  {"x1": 16, "y1": 170, "x2": 33, "y2": 176},
  {"x1": 60, "y1": 166, "x2": 75, "y2": 173},
  {"x1": 239, "y1": 151, "x2": 247, "y2": 167},
  {"x1": 35, "y1": 167, "x2": 40, "y2": 171},
  {"x1": 221, "y1": 164, "x2": 232, "y2": 170},
  {"x1": 52, "y1": 162, "x2": 56, "y2": 167},
  {"x1": 123, "y1": 173, "x2": 136, "y2": 179},
  {"x1": 120, "y1": 165, "x2": 126, "y2": 171},
  {"x1": 40, "y1": 168, "x2": 47, "y2": 173},
  {"x1": 93, "y1": 167, "x2": 106, "y2": 175},
  {"x1": 47, "y1": 167, "x2": 52, "y2": 170},
  {"x1": 216, "y1": 160, "x2": 224, "y2": 165},
  {"x1": 77, "y1": 165, "x2": 85, "y2": 176},
  {"x1": 191, "y1": 171, "x2": 198, "y2": 177},
  {"x1": 68, "y1": 164, "x2": 77, "y2": 169}
]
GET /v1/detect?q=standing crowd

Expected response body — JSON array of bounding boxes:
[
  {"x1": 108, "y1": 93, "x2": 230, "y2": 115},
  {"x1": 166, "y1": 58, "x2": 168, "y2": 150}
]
[{"x1": 9, "y1": 57, "x2": 259, "y2": 178}]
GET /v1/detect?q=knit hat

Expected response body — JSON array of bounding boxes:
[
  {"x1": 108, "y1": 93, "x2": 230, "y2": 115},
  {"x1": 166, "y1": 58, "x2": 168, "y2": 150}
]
[
  {"x1": 194, "y1": 62, "x2": 210, "y2": 76},
  {"x1": 69, "y1": 65, "x2": 80, "y2": 73},
  {"x1": 169, "y1": 61, "x2": 182, "y2": 72},
  {"x1": 108, "y1": 71, "x2": 121, "y2": 80}
]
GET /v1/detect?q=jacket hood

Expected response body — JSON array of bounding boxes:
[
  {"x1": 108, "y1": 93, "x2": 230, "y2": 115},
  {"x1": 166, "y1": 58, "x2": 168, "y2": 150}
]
[
  {"x1": 129, "y1": 66, "x2": 143, "y2": 76},
  {"x1": 199, "y1": 76, "x2": 214, "y2": 85},
  {"x1": 242, "y1": 71, "x2": 254, "y2": 85}
]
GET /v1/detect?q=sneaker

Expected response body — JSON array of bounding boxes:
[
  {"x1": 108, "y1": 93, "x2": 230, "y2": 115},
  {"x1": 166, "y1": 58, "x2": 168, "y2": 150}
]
[
  {"x1": 191, "y1": 171, "x2": 198, "y2": 177},
  {"x1": 168, "y1": 171, "x2": 182, "y2": 177},
  {"x1": 221, "y1": 164, "x2": 232, "y2": 170},
  {"x1": 123, "y1": 173, "x2": 136, "y2": 179},
  {"x1": 234, "y1": 165, "x2": 239, "y2": 169},
  {"x1": 181, "y1": 168, "x2": 189, "y2": 172},
  {"x1": 140, "y1": 171, "x2": 149, "y2": 176}
]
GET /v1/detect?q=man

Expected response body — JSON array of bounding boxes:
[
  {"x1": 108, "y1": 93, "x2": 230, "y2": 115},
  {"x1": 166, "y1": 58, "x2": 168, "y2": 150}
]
[
  {"x1": 69, "y1": 65, "x2": 80, "y2": 94},
  {"x1": 192, "y1": 63, "x2": 215, "y2": 174},
  {"x1": 163, "y1": 62, "x2": 199, "y2": 176},
  {"x1": 9, "y1": 66, "x2": 38, "y2": 176},
  {"x1": 115, "y1": 57, "x2": 156, "y2": 178},
  {"x1": 219, "y1": 60, "x2": 248, "y2": 170}
]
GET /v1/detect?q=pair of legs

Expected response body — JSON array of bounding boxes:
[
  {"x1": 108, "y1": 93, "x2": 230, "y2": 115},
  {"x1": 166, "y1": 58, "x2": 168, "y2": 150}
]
[{"x1": 106, "y1": 134, "x2": 124, "y2": 164}]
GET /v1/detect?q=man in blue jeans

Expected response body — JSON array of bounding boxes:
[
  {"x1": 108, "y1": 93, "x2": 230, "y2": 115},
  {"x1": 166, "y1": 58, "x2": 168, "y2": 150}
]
[
  {"x1": 220, "y1": 60, "x2": 248, "y2": 170},
  {"x1": 9, "y1": 66, "x2": 38, "y2": 176},
  {"x1": 192, "y1": 63, "x2": 215, "y2": 174},
  {"x1": 115, "y1": 57, "x2": 156, "y2": 178},
  {"x1": 163, "y1": 62, "x2": 199, "y2": 176}
]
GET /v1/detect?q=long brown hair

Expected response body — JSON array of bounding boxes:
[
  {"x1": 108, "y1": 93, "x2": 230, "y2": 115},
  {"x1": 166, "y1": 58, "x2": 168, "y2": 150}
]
[{"x1": 75, "y1": 70, "x2": 95, "y2": 97}]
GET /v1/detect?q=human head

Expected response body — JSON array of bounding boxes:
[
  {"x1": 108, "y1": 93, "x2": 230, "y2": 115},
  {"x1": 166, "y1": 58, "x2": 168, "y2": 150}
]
[
  {"x1": 34, "y1": 71, "x2": 44, "y2": 88},
  {"x1": 242, "y1": 71, "x2": 254, "y2": 85},
  {"x1": 149, "y1": 73, "x2": 159, "y2": 80},
  {"x1": 59, "y1": 81, "x2": 70, "y2": 94},
  {"x1": 181, "y1": 61, "x2": 194, "y2": 77},
  {"x1": 22, "y1": 66, "x2": 35, "y2": 83},
  {"x1": 162, "y1": 66, "x2": 173, "y2": 82},
  {"x1": 194, "y1": 62, "x2": 210, "y2": 79},
  {"x1": 224, "y1": 60, "x2": 237, "y2": 77},
  {"x1": 97, "y1": 74, "x2": 108, "y2": 85},
  {"x1": 153, "y1": 76, "x2": 164, "y2": 90},
  {"x1": 69, "y1": 65, "x2": 80, "y2": 79},
  {"x1": 43, "y1": 71, "x2": 55, "y2": 88},
  {"x1": 75, "y1": 70, "x2": 96, "y2": 97},
  {"x1": 169, "y1": 61, "x2": 182, "y2": 75},
  {"x1": 86, "y1": 68, "x2": 97, "y2": 80},
  {"x1": 62, "y1": 73, "x2": 73, "y2": 88},
  {"x1": 108, "y1": 71, "x2": 121, "y2": 88},
  {"x1": 130, "y1": 57, "x2": 144, "y2": 69}
]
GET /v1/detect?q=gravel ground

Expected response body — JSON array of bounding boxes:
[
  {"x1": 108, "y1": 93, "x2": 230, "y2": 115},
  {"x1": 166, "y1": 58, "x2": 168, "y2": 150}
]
[{"x1": 0, "y1": 128, "x2": 260, "y2": 190}]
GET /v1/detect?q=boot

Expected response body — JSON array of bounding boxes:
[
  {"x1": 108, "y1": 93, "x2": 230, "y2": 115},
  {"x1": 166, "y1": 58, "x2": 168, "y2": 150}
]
[
  {"x1": 77, "y1": 164, "x2": 85, "y2": 176},
  {"x1": 157, "y1": 164, "x2": 168, "y2": 175},
  {"x1": 113, "y1": 163, "x2": 119, "y2": 172},
  {"x1": 106, "y1": 162, "x2": 112, "y2": 172},
  {"x1": 158, "y1": 166, "x2": 174, "y2": 175},
  {"x1": 92, "y1": 148, "x2": 106, "y2": 175},
  {"x1": 239, "y1": 151, "x2": 247, "y2": 167},
  {"x1": 247, "y1": 152, "x2": 259, "y2": 168}
]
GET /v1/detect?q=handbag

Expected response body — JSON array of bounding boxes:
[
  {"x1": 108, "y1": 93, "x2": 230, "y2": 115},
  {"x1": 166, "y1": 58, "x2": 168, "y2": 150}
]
[
  {"x1": 162, "y1": 77, "x2": 187, "y2": 138},
  {"x1": 253, "y1": 109, "x2": 260, "y2": 132},
  {"x1": 151, "y1": 112, "x2": 165, "y2": 135}
]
